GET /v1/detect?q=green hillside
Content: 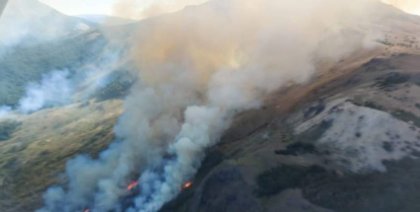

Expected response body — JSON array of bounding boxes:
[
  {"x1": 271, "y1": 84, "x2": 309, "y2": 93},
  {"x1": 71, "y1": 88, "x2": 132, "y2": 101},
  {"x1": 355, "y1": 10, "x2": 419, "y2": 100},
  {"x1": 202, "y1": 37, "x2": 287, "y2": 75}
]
[{"x1": 0, "y1": 31, "x2": 106, "y2": 106}]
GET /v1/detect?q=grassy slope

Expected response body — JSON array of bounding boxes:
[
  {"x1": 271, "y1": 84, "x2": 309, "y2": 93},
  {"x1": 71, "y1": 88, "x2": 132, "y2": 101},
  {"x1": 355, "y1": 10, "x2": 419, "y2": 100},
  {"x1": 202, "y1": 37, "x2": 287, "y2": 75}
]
[
  {"x1": 0, "y1": 100, "x2": 122, "y2": 212},
  {"x1": 0, "y1": 31, "x2": 105, "y2": 106}
]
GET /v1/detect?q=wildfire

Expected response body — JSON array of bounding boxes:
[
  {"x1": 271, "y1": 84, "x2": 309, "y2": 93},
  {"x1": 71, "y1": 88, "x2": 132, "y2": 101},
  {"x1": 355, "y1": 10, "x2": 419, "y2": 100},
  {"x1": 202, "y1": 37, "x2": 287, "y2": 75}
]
[
  {"x1": 182, "y1": 181, "x2": 193, "y2": 190},
  {"x1": 127, "y1": 180, "x2": 139, "y2": 191}
]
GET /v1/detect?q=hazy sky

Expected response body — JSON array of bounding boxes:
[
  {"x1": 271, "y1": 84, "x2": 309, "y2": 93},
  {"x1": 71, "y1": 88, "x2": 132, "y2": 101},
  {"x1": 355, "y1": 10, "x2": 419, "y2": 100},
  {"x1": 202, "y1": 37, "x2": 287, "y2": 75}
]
[
  {"x1": 38, "y1": 0, "x2": 420, "y2": 18},
  {"x1": 39, "y1": 0, "x2": 209, "y2": 18},
  {"x1": 383, "y1": 0, "x2": 420, "y2": 15},
  {"x1": 39, "y1": 0, "x2": 117, "y2": 16}
]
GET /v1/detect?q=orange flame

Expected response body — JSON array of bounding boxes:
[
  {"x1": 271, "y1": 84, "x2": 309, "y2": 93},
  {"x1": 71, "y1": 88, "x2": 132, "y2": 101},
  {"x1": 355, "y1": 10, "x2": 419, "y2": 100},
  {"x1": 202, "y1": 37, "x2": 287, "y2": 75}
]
[
  {"x1": 182, "y1": 181, "x2": 193, "y2": 190},
  {"x1": 127, "y1": 180, "x2": 139, "y2": 191}
]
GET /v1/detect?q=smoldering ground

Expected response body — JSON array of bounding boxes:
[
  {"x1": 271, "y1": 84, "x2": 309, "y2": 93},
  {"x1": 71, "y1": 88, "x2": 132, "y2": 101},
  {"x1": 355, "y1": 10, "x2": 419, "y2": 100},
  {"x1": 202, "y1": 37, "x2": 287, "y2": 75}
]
[{"x1": 39, "y1": 0, "x2": 399, "y2": 211}]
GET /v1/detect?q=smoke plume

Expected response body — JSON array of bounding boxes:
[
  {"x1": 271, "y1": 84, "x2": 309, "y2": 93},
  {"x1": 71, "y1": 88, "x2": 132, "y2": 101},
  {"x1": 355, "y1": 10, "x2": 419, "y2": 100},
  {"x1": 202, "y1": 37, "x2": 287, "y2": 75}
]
[
  {"x1": 18, "y1": 70, "x2": 73, "y2": 113},
  {"x1": 40, "y1": 0, "x2": 390, "y2": 211},
  {"x1": 0, "y1": 45, "x2": 125, "y2": 115}
]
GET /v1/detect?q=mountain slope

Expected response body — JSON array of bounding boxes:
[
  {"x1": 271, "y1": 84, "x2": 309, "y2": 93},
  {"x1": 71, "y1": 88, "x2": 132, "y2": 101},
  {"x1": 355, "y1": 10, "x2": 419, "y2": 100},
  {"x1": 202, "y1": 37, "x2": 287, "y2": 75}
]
[
  {"x1": 2, "y1": 1, "x2": 420, "y2": 212},
  {"x1": 161, "y1": 8, "x2": 420, "y2": 211},
  {"x1": 0, "y1": 31, "x2": 107, "y2": 106},
  {"x1": 163, "y1": 54, "x2": 420, "y2": 212},
  {"x1": 78, "y1": 15, "x2": 136, "y2": 26},
  {"x1": 0, "y1": 0, "x2": 92, "y2": 46}
]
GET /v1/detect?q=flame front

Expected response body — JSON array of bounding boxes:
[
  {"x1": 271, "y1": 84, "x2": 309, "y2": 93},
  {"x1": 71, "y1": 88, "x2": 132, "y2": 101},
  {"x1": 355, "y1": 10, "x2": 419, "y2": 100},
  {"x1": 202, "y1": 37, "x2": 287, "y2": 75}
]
[
  {"x1": 182, "y1": 181, "x2": 193, "y2": 190},
  {"x1": 127, "y1": 181, "x2": 139, "y2": 191}
]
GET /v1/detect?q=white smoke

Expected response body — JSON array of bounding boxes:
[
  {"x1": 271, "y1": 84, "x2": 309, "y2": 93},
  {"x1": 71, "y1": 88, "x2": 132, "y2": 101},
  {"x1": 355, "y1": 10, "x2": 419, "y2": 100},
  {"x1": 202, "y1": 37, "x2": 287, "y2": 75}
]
[
  {"x1": 0, "y1": 105, "x2": 12, "y2": 119},
  {"x1": 0, "y1": 69, "x2": 74, "y2": 116},
  {"x1": 0, "y1": 45, "x2": 126, "y2": 115},
  {"x1": 18, "y1": 70, "x2": 73, "y2": 113},
  {"x1": 73, "y1": 48, "x2": 126, "y2": 100},
  {"x1": 39, "y1": 0, "x2": 391, "y2": 211}
]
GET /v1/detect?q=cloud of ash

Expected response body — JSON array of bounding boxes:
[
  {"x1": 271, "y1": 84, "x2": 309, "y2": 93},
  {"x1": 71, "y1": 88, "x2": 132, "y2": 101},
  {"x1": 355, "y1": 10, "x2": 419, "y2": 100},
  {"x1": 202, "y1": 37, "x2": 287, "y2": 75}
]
[
  {"x1": 40, "y1": 0, "x2": 390, "y2": 211},
  {"x1": 18, "y1": 70, "x2": 73, "y2": 113}
]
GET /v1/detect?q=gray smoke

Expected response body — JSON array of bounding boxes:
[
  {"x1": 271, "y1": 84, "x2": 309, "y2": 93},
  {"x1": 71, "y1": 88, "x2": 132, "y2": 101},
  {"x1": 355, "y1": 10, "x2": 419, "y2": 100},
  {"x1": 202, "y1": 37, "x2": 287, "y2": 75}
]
[{"x1": 39, "y1": 0, "x2": 390, "y2": 211}]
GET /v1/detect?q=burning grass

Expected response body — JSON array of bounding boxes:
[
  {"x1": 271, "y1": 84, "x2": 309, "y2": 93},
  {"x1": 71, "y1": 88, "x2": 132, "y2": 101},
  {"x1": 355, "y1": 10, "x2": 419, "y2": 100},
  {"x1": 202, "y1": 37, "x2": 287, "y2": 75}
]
[
  {"x1": 182, "y1": 181, "x2": 193, "y2": 190},
  {"x1": 127, "y1": 181, "x2": 139, "y2": 191}
]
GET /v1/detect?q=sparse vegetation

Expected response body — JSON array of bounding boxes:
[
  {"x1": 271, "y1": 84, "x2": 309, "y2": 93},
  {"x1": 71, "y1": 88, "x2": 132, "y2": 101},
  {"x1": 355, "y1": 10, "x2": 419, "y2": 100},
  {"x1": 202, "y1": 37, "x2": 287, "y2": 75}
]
[
  {"x1": 382, "y1": 141, "x2": 394, "y2": 153},
  {"x1": 391, "y1": 109, "x2": 420, "y2": 128},
  {"x1": 350, "y1": 99, "x2": 385, "y2": 111},
  {"x1": 0, "y1": 120, "x2": 21, "y2": 141},
  {"x1": 275, "y1": 142, "x2": 317, "y2": 156},
  {"x1": 94, "y1": 71, "x2": 135, "y2": 101},
  {"x1": 303, "y1": 101, "x2": 325, "y2": 119},
  {"x1": 0, "y1": 100, "x2": 122, "y2": 211},
  {"x1": 413, "y1": 77, "x2": 420, "y2": 87},
  {"x1": 296, "y1": 120, "x2": 333, "y2": 143},
  {"x1": 361, "y1": 58, "x2": 394, "y2": 72},
  {"x1": 256, "y1": 165, "x2": 326, "y2": 197},
  {"x1": 0, "y1": 32, "x2": 105, "y2": 106},
  {"x1": 375, "y1": 72, "x2": 410, "y2": 90},
  {"x1": 363, "y1": 101, "x2": 385, "y2": 111},
  {"x1": 279, "y1": 124, "x2": 295, "y2": 143}
]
